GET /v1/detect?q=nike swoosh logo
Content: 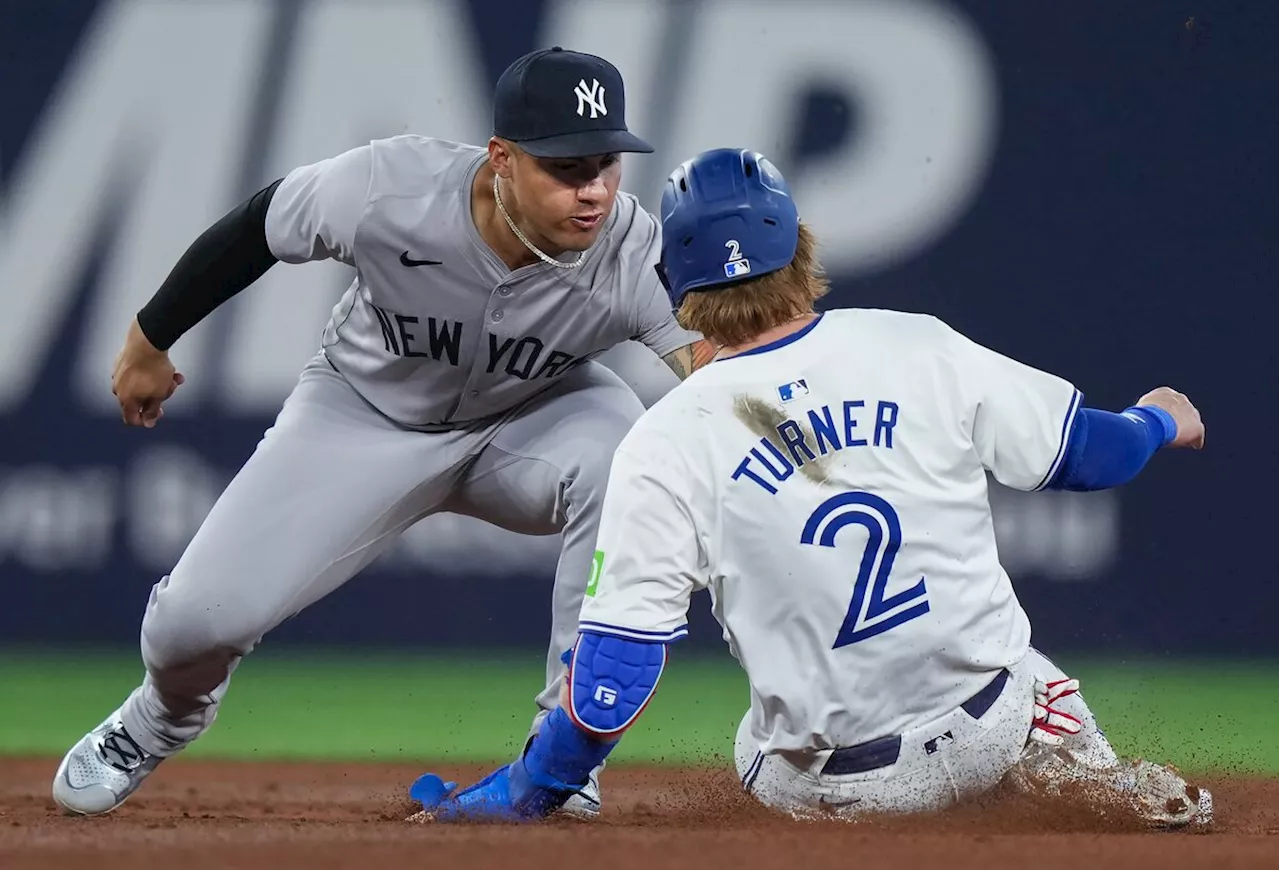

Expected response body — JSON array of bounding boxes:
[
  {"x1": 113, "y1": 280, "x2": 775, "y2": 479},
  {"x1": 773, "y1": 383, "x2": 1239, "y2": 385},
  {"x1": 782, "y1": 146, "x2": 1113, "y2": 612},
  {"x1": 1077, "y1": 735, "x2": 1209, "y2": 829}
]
[{"x1": 400, "y1": 251, "x2": 443, "y2": 267}]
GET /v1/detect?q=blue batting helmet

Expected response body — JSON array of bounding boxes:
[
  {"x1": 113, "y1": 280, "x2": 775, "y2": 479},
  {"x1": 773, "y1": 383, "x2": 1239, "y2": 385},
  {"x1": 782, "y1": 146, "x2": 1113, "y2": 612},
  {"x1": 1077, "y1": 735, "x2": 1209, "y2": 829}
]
[{"x1": 655, "y1": 148, "x2": 799, "y2": 307}]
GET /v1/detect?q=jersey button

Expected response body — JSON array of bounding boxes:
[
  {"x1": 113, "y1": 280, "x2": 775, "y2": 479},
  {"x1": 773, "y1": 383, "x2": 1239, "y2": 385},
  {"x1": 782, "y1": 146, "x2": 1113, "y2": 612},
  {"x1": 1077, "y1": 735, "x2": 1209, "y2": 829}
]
[
  {"x1": 497, "y1": 287, "x2": 512, "y2": 297},
  {"x1": 491, "y1": 310, "x2": 504, "y2": 322},
  {"x1": 470, "y1": 390, "x2": 479, "y2": 397}
]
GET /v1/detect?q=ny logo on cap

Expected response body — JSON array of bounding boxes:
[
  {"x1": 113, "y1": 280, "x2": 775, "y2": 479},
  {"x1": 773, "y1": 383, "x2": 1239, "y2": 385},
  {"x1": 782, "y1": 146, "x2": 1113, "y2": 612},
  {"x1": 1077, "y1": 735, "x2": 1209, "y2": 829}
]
[{"x1": 574, "y1": 78, "x2": 607, "y2": 118}]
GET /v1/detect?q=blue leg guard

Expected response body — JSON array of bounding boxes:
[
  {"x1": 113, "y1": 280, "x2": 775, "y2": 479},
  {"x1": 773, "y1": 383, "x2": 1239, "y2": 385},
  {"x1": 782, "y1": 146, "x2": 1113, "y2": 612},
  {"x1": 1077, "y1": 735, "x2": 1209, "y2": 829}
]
[{"x1": 568, "y1": 632, "x2": 667, "y2": 737}]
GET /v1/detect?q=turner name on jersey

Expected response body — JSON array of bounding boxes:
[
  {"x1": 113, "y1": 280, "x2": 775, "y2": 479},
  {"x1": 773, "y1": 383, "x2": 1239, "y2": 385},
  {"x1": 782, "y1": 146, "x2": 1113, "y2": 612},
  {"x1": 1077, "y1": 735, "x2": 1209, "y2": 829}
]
[{"x1": 732, "y1": 398, "x2": 901, "y2": 496}]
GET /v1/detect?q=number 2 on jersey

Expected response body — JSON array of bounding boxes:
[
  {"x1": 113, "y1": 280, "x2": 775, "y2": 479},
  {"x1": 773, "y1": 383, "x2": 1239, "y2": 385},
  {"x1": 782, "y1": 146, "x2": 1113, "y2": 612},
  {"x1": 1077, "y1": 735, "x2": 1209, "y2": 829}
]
[{"x1": 801, "y1": 491, "x2": 929, "y2": 648}]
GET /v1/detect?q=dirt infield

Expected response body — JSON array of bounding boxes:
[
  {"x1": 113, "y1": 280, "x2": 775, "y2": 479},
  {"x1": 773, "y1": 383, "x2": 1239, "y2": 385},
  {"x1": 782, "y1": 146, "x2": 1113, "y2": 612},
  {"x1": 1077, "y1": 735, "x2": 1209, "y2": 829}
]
[{"x1": 1, "y1": 758, "x2": 1274, "y2": 870}]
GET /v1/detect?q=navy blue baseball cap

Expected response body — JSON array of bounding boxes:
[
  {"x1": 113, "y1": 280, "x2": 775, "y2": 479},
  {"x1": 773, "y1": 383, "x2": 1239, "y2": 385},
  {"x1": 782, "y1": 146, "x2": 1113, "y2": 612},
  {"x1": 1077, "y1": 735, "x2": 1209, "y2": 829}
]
[{"x1": 493, "y1": 46, "x2": 653, "y2": 158}]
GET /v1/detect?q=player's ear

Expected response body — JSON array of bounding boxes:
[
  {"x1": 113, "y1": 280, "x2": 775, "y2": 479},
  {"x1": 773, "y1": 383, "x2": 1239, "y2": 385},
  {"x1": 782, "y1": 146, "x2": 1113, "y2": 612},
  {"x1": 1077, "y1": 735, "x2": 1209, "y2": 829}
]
[{"x1": 488, "y1": 137, "x2": 518, "y2": 179}]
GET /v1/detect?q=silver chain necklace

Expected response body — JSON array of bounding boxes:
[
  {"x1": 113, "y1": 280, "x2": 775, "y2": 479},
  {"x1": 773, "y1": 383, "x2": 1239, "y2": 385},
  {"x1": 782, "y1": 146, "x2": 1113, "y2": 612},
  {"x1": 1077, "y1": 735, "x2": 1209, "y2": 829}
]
[{"x1": 492, "y1": 174, "x2": 585, "y2": 270}]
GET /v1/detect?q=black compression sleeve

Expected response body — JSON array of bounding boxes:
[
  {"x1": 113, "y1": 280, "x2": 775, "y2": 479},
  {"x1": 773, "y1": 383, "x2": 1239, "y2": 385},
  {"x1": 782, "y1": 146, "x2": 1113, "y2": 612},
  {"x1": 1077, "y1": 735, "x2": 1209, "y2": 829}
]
[{"x1": 136, "y1": 178, "x2": 284, "y2": 350}]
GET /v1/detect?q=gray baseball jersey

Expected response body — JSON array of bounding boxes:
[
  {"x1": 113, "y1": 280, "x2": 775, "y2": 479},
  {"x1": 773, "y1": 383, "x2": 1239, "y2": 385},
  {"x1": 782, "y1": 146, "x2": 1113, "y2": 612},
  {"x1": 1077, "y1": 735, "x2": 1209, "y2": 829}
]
[{"x1": 263, "y1": 135, "x2": 696, "y2": 427}]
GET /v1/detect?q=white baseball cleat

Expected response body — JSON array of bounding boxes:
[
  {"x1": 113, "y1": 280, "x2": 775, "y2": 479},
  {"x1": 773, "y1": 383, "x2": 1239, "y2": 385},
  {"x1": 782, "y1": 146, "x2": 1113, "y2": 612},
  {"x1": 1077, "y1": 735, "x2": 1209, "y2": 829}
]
[
  {"x1": 1009, "y1": 743, "x2": 1214, "y2": 829},
  {"x1": 557, "y1": 765, "x2": 602, "y2": 820},
  {"x1": 52, "y1": 710, "x2": 166, "y2": 816}
]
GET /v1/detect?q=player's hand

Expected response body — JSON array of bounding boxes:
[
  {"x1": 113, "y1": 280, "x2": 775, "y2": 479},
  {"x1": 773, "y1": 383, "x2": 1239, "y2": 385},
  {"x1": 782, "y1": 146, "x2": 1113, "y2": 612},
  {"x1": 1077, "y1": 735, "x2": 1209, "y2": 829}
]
[
  {"x1": 111, "y1": 318, "x2": 185, "y2": 428},
  {"x1": 1030, "y1": 678, "x2": 1082, "y2": 747},
  {"x1": 1135, "y1": 386, "x2": 1204, "y2": 450}
]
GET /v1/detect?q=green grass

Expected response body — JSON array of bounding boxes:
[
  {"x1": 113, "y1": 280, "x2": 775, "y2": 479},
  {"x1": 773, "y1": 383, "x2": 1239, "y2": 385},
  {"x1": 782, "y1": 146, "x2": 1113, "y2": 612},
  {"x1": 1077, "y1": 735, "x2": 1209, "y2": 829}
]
[{"x1": 1, "y1": 648, "x2": 1274, "y2": 774}]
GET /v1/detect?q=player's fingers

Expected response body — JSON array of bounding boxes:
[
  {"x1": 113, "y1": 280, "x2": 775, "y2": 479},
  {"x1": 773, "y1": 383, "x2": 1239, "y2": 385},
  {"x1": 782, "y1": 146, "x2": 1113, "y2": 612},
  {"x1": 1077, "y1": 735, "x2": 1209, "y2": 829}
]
[
  {"x1": 115, "y1": 376, "x2": 153, "y2": 424},
  {"x1": 139, "y1": 400, "x2": 163, "y2": 428},
  {"x1": 1045, "y1": 709, "x2": 1082, "y2": 734},
  {"x1": 1034, "y1": 692, "x2": 1082, "y2": 737},
  {"x1": 1034, "y1": 698, "x2": 1081, "y2": 725},
  {"x1": 159, "y1": 373, "x2": 185, "y2": 402},
  {"x1": 119, "y1": 396, "x2": 144, "y2": 427},
  {"x1": 1044, "y1": 678, "x2": 1080, "y2": 701},
  {"x1": 1028, "y1": 726, "x2": 1065, "y2": 747}
]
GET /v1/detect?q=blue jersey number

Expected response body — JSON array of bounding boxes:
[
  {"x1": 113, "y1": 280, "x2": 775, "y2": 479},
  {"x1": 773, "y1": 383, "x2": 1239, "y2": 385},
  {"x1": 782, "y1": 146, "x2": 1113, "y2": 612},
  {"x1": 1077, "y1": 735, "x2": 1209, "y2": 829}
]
[{"x1": 801, "y1": 491, "x2": 929, "y2": 648}]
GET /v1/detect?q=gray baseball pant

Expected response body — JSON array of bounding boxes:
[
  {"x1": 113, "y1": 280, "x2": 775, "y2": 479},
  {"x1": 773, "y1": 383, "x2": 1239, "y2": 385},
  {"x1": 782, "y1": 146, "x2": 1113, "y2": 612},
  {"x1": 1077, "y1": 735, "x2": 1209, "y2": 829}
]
[{"x1": 117, "y1": 351, "x2": 644, "y2": 756}]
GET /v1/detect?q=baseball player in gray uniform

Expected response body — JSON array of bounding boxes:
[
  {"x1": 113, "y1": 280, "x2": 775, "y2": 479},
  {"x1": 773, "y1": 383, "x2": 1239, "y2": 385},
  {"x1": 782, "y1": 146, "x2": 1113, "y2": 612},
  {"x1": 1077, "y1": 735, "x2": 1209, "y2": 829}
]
[{"x1": 51, "y1": 46, "x2": 710, "y2": 819}]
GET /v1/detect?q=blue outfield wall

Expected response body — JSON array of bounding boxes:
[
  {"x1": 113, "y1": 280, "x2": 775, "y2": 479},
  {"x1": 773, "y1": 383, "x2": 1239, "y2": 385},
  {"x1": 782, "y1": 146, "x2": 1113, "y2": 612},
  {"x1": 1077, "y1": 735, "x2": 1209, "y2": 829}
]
[{"x1": 0, "y1": 1, "x2": 1274, "y2": 656}]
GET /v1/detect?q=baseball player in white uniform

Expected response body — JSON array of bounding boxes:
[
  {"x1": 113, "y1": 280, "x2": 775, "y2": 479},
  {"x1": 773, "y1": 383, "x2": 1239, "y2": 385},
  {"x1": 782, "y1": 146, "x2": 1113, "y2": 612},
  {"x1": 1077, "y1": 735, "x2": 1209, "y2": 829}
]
[
  {"x1": 407, "y1": 148, "x2": 1212, "y2": 828},
  {"x1": 51, "y1": 47, "x2": 714, "y2": 819}
]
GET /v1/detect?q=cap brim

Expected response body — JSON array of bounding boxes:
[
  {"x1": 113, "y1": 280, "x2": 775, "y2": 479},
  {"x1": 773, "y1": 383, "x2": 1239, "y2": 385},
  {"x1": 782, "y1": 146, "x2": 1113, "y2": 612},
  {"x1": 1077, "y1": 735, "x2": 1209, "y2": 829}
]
[{"x1": 516, "y1": 129, "x2": 654, "y2": 157}]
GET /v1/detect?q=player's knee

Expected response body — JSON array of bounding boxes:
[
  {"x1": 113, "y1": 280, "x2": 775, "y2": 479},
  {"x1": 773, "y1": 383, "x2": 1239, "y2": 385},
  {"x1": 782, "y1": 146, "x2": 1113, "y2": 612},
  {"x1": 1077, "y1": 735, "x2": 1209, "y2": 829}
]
[{"x1": 139, "y1": 574, "x2": 262, "y2": 671}]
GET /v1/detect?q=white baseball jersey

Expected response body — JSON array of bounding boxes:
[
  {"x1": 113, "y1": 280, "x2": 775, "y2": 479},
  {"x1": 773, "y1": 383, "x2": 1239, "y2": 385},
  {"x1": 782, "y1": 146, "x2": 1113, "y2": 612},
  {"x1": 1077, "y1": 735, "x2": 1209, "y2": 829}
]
[
  {"x1": 263, "y1": 135, "x2": 696, "y2": 428},
  {"x1": 578, "y1": 308, "x2": 1080, "y2": 755}
]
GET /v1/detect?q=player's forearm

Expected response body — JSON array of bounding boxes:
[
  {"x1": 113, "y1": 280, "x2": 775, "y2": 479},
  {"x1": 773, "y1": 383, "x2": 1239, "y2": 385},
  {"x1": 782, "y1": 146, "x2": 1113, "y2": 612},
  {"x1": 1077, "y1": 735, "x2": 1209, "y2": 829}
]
[
  {"x1": 662, "y1": 339, "x2": 718, "y2": 380},
  {"x1": 1045, "y1": 405, "x2": 1175, "y2": 491},
  {"x1": 136, "y1": 179, "x2": 283, "y2": 350}
]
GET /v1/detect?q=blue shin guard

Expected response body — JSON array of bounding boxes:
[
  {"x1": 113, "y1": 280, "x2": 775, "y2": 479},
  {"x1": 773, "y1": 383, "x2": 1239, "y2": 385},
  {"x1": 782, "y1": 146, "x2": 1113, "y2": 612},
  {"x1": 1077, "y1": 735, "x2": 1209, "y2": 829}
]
[{"x1": 568, "y1": 632, "x2": 667, "y2": 737}]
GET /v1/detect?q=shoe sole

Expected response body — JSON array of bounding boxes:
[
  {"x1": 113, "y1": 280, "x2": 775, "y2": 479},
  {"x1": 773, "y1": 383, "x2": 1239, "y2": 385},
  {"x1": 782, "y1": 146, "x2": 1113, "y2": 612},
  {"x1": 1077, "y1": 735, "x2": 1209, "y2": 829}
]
[
  {"x1": 557, "y1": 786, "x2": 601, "y2": 821},
  {"x1": 556, "y1": 800, "x2": 601, "y2": 820},
  {"x1": 51, "y1": 724, "x2": 163, "y2": 817},
  {"x1": 52, "y1": 757, "x2": 132, "y2": 816}
]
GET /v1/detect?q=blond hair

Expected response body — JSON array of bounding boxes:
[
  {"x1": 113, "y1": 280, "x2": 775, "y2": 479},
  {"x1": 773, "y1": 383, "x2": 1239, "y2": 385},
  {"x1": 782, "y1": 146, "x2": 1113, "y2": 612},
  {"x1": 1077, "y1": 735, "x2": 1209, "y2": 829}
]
[{"x1": 676, "y1": 223, "x2": 829, "y2": 347}]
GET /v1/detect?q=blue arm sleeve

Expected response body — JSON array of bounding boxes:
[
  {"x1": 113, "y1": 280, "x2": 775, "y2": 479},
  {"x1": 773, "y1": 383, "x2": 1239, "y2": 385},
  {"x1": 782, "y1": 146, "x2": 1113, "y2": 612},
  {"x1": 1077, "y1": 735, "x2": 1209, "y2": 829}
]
[{"x1": 1046, "y1": 405, "x2": 1177, "y2": 491}]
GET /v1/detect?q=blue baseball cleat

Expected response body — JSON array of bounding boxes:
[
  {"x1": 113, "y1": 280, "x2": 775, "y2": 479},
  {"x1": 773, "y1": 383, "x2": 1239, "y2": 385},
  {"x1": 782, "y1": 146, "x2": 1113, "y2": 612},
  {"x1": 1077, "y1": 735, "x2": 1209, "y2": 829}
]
[
  {"x1": 411, "y1": 766, "x2": 527, "y2": 823},
  {"x1": 408, "y1": 757, "x2": 583, "y2": 823},
  {"x1": 408, "y1": 773, "x2": 456, "y2": 809},
  {"x1": 408, "y1": 706, "x2": 614, "y2": 823}
]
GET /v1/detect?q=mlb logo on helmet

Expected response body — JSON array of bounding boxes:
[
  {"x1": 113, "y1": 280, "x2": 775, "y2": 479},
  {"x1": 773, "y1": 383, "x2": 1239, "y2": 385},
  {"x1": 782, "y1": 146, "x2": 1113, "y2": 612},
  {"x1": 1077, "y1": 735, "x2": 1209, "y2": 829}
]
[{"x1": 777, "y1": 379, "x2": 809, "y2": 403}]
